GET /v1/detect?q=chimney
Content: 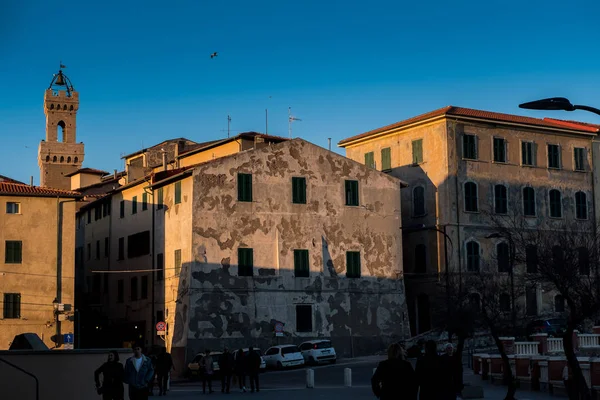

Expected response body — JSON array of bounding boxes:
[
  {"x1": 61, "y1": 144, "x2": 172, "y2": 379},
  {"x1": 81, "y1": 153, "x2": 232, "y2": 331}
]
[
  {"x1": 328, "y1": 138, "x2": 331, "y2": 151},
  {"x1": 162, "y1": 151, "x2": 167, "y2": 172},
  {"x1": 113, "y1": 169, "x2": 117, "y2": 180},
  {"x1": 30, "y1": 176, "x2": 33, "y2": 186}
]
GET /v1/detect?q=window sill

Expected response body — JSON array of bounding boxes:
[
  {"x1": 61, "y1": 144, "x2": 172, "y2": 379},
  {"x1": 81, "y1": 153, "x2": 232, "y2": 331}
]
[
  {"x1": 462, "y1": 158, "x2": 481, "y2": 162},
  {"x1": 574, "y1": 169, "x2": 587, "y2": 173},
  {"x1": 523, "y1": 214, "x2": 537, "y2": 218},
  {"x1": 548, "y1": 216, "x2": 563, "y2": 220},
  {"x1": 464, "y1": 210, "x2": 480, "y2": 214},
  {"x1": 575, "y1": 217, "x2": 589, "y2": 221},
  {"x1": 412, "y1": 214, "x2": 427, "y2": 218},
  {"x1": 547, "y1": 167, "x2": 562, "y2": 171},
  {"x1": 520, "y1": 164, "x2": 536, "y2": 168},
  {"x1": 492, "y1": 160, "x2": 507, "y2": 164},
  {"x1": 494, "y1": 212, "x2": 508, "y2": 216}
]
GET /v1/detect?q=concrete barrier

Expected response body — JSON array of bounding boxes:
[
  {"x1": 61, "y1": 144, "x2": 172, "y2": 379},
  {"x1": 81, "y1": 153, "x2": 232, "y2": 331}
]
[
  {"x1": 306, "y1": 369, "x2": 314, "y2": 388},
  {"x1": 344, "y1": 368, "x2": 352, "y2": 387}
]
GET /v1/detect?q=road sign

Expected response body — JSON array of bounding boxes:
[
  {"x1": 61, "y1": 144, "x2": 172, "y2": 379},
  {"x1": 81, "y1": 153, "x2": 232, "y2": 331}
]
[
  {"x1": 157, "y1": 331, "x2": 166, "y2": 336},
  {"x1": 274, "y1": 321, "x2": 284, "y2": 337},
  {"x1": 156, "y1": 321, "x2": 166, "y2": 332},
  {"x1": 63, "y1": 333, "x2": 74, "y2": 349}
]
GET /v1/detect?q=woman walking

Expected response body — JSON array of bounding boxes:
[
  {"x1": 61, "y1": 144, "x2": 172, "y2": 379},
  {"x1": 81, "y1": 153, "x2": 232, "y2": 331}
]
[
  {"x1": 94, "y1": 351, "x2": 124, "y2": 400},
  {"x1": 371, "y1": 343, "x2": 417, "y2": 400}
]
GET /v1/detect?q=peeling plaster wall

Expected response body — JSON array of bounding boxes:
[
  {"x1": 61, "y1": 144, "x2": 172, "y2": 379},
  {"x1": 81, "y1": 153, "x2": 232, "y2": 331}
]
[{"x1": 178, "y1": 139, "x2": 409, "y2": 361}]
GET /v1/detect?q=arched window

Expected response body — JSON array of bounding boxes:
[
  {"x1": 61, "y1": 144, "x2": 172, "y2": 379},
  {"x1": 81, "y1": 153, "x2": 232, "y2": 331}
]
[
  {"x1": 549, "y1": 190, "x2": 562, "y2": 218},
  {"x1": 466, "y1": 241, "x2": 480, "y2": 272},
  {"x1": 497, "y1": 242, "x2": 510, "y2": 273},
  {"x1": 413, "y1": 186, "x2": 425, "y2": 216},
  {"x1": 50, "y1": 104, "x2": 54, "y2": 110},
  {"x1": 63, "y1": 104, "x2": 67, "y2": 110},
  {"x1": 60, "y1": 156, "x2": 64, "y2": 163},
  {"x1": 555, "y1": 295, "x2": 565, "y2": 312},
  {"x1": 578, "y1": 247, "x2": 590, "y2": 275},
  {"x1": 45, "y1": 156, "x2": 50, "y2": 162},
  {"x1": 523, "y1": 187, "x2": 536, "y2": 216},
  {"x1": 552, "y1": 246, "x2": 564, "y2": 269},
  {"x1": 500, "y1": 293, "x2": 511, "y2": 312},
  {"x1": 67, "y1": 156, "x2": 71, "y2": 163},
  {"x1": 74, "y1": 156, "x2": 78, "y2": 163},
  {"x1": 576, "y1": 192, "x2": 588, "y2": 220},
  {"x1": 415, "y1": 244, "x2": 427, "y2": 274},
  {"x1": 464, "y1": 182, "x2": 478, "y2": 212},
  {"x1": 526, "y1": 245, "x2": 538, "y2": 273},
  {"x1": 69, "y1": 105, "x2": 74, "y2": 111},
  {"x1": 57, "y1": 121, "x2": 66, "y2": 142},
  {"x1": 53, "y1": 156, "x2": 57, "y2": 162},
  {"x1": 469, "y1": 293, "x2": 481, "y2": 313},
  {"x1": 494, "y1": 184, "x2": 508, "y2": 214}
]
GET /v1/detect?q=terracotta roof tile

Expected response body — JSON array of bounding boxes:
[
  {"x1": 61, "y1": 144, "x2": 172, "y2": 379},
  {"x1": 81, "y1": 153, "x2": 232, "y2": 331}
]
[{"x1": 0, "y1": 183, "x2": 82, "y2": 198}]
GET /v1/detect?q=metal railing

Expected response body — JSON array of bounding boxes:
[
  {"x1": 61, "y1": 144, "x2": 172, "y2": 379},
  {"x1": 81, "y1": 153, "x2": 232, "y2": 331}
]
[{"x1": 0, "y1": 357, "x2": 39, "y2": 400}]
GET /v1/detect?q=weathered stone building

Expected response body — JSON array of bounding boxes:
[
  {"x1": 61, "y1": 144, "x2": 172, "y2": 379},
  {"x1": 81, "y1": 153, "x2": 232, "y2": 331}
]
[{"x1": 339, "y1": 106, "x2": 599, "y2": 335}]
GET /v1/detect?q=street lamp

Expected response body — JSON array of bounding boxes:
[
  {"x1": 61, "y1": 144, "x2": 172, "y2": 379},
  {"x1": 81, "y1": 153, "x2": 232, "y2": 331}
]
[
  {"x1": 486, "y1": 232, "x2": 517, "y2": 337},
  {"x1": 519, "y1": 97, "x2": 600, "y2": 117}
]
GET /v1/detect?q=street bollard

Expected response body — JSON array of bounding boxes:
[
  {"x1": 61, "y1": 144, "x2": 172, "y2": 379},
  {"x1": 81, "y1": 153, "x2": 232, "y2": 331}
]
[
  {"x1": 344, "y1": 368, "x2": 352, "y2": 387},
  {"x1": 306, "y1": 369, "x2": 315, "y2": 388}
]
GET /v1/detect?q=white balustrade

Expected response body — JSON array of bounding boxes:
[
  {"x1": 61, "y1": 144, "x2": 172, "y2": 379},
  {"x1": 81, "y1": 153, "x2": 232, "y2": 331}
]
[
  {"x1": 579, "y1": 334, "x2": 600, "y2": 348},
  {"x1": 548, "y1": 338, "x2": 564, "y2": 353},
  {"x1": 515, "y1": 342, "x2": 539, "y2": 355},
  {"x1": 539, "y1": 361, "x2": 549, "y2": 384}
]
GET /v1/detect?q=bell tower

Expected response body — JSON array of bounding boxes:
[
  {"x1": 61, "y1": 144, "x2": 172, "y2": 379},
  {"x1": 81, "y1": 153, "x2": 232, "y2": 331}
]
[{"x1": 38, "y1": 69, "x2": 85, "y2": 189}]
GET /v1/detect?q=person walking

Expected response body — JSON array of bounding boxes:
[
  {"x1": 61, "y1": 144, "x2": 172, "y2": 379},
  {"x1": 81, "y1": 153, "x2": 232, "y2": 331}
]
[
  {"x1": 201, "y1": 349, "x2": 215, "y2": 394},
  {"x1": 123, "y1": 342, "x2": 155, "y2": 400},
  {"x1": 234, "y1": 348, "x2": 247, "y2": 393},
  {"x1": 156, "y1": 347, "x2": 174, "y2": 396},
  {"x1": 219, "y1": 347, "x2": 234, "y2": 394},
  {"x1": 246, "y1": 347, "x2": 261, "y2": 393},
  {"x1": 415, "y1": 340, "x2": 443, "y2": 400},
  {"x1": 439, "y1": 343, "x2": 459, "y2": 400},
  {"x1": 94, "y1": 351, "x2": 125, "y2": 400},
  {"x1": 371, "y1": 343, "x2": 417, "y2": 400}
]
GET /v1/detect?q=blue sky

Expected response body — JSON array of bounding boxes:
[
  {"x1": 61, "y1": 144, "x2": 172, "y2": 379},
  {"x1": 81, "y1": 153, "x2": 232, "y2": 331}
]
[{"x1": 2, "y1": 0, "x2": 600, "y2": 184}]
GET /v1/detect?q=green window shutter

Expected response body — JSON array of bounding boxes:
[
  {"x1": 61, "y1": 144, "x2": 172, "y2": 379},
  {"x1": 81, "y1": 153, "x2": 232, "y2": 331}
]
[
  {"x1": 5, "y1": 241, "x2": 22, "y2": 264},
  {"x1": 142, "y1": 193, "x2": 148, "y2": 210},
  {"x1": 294, "y1": 249, "x2": 309, "y2": 277},
  {"x1": 238, "y1": 174, "x2": 253, "y2": 202},
  {"x1": 157, "y1": 188, "x2": 164, "y2": 209},
  {"x1": 132, "y1": 196, "x2": 137, "y2": 214},
  {"x1": 174, "y1": 249, "x2": 182, "y2": 275},
  {"x1": 175, "y1": 182, "x2": 182, "y2": 204},
  {"x1": 412, "y1": 140, "x2": 423, "y2": 164},
  {"x1": 120, "y1": 201, "x2": 125, "y2": 218},
  {"x1": 364, "y1": 152, "x2": 374, "y2": 168},
  {"x1": 238, "y1": 248, "x2": 254, "y2": 276},
  {"x1": 346, "y1": 251, "x2": 361, "y2": 278},
  {"x1": 292, "y1": 177, "x2": 307, "y2": 204},
  {"x1": 345, "y1": 180, "x2": 359, "y2": 206},
  {"x1": 381, "y1": 148, "x2": 391, "y2": 171}
]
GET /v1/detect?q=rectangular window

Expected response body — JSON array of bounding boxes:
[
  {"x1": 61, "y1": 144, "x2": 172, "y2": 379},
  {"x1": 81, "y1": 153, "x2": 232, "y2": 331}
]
[
  {"x1": 117, "y1": 280, "x2": 124, "y2": 303},
  {"x1": 292, "y1": 177, "x2": 307, "y2": 204},
  {"x1": 142, "y1": 193, "x2": 148, "y2": 211},
  {"x1": 130, "y1": 277, "x2": 138, "y2": 301},
  {"x1": 237, "y1": 173, "x2": 252, "y2": 202},
  {"x1": 157, "y1": 188, "x2": 164, "y2": 210},
  {"x1": 364, "y1": 152, "x2": 375, "y2": 168},
  {"x1": 95, "y1": 240, "x2": 100, "y2": 260},
  {"x1": 381, "y1": 147, "x2": 391, "y2": 171},
  {"x1": 296, "y1": 304, "x2": 313, "y2": 332},
  {"x1": 574, "y1": 148, "x2": 585, "y2": 171},
  {"x1": 118, "y1": 237, "x2": 125, "y2": 260},
  {"x1": 4, "y1": 241, "x2": 22, "y2": 264},
  {"x1": 522, "y1": 142, "x2": 535, "y2": 166},
  {"x1": 87, "y1": 243, "x2": 91, "y2": 260},
  {"x1": 103, "y1": 273, "x2": 108, "y2": 294},
  {"x1": 141, "y1": 276, "x2": 148, "y2": 299},
  {"x1": 3, "y1": 293, "x2": 21, "y2": 319},
  {"x1": 523, "y1": 188, "x2": 536, "y2": 216},
  {"x1": 463, "y1": 134, "x2": 477, "y2": 160},
  {"x1": 6, "y1": 202, "x2": 20, "y2": 214},
  {"x1": 412, "y1": 139, "x2": 423, "y2": 164},
  {"x1": 493, "y1": 138, "x2": 506, "y2": 163},
  {"x1": 157, "y1": 253, "x2": 164, "y2": 281},
  {"x1": 464, "y1": 182, "x2": 478, "y2": 212},
  {"x1": 238, "y1": 248, "x2": 253, "y2": 277},
  {"x1": 174, "y1": 249, "x2": 182, "y2": 276},
  {"x1": 526, "y1": 287, "x2": 538, "y2": 316},
  {"x1": 87, "y1": 210, "x2": 91, "y2": 224},
  {"x1": 174, "y1": 181, "x2": 182, "y2": 204},
  {"x1": 548, "y1": 144, "x2": 560, "y2": 169},
  {"x1": 346, "y1": 251, "x2": 361, "y2": 278},
  {"x1": 104, "y1": 237, "x2": 109, "y2": 258},
  {"x1": 102, "y1": 202, "x2": 109, "y2": 217},
  {"x1": 127, "y1": 231, "x2": 150, "y2": 258},
  {"x1": 345, "y1": 180, "x2": 359, "y2": 206},
  {"x1": 132, "y1": 196, "x2": 137, "y2": 214},
  {"x1": 119, "y1": 201, "x2": 125, "y2": 218},
  {"x1": 494, "y1": 185, "x2": 508, "y2": 215},
  {"x1": 95, "y1": 207, "x2": 101, "y2": 221},
  {"x1": 294, "y1": 249, "x2": 310, "y2": 278}
]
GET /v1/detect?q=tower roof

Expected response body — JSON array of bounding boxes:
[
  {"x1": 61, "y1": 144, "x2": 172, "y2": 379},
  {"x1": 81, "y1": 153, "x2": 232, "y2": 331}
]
[{"x1": 48, "y1": 69, "x2": 75, "y2": 96}]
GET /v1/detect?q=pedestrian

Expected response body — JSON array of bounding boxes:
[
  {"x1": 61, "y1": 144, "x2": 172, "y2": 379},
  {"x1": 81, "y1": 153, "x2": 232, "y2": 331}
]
[
  {"x1": 415, "y1": 340, "x2": 442, "y2": 400},
  {"x1": 123, "y1": 342, "x2": 155, "y2": 400},
  {"x1": 439, "y1": 343, "x2": 458, "y2": 400},
  {"x1": 246, "y1": 347, "x2": 261, "y2": 393},
  {"x1": 94, "y1": 350, "x2": 125, "y2": 400},
  {"x1": 563, "y1": 365, "x2": 576, "y2": 400},
  {"x1": 234, "y1": 348, "x2": 247, "y2": 392},
  {"x1": 156, "y1": 347, "x2": 174, "y2": 396},
  {"x1": 371, "y1": 343, "x2": 417, "y2": 400},
  {"x1": 202, "y1": 349, "x2": 215, "y2": 394},
  {"x1": 219, "y1": 347, "x2": 234, "y2": 393}
]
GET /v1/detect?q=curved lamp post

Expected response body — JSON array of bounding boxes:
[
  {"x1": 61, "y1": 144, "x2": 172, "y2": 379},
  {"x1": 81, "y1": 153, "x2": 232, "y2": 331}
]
[{"x1": 519, "y1": 97, "x2": 600, "y2": 117}]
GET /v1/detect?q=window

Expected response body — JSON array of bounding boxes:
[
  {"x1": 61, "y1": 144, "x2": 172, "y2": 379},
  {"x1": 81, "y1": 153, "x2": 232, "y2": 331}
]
[
  {"x1": 494, "y1": 185, "x2": 508, "y2": 214},
  {"x1": 497, "y1": 242, "x2": 510, "y2": 273},
  {"x1": 296, "y1": 305, "x2": 313, "y2": 332},
  {"x1": 345, "y1": 180, "x2": 359, "y2": 206},
  {"x1": 130, "y1": 277, "x2": 138, "y2": 301},
  {"x1": 412, "y1": 139, "x2": 423, "y2": 164},
  {"x1": 5, "y1": 241, "x2": 22, "y2": 264},
  {"x1": 104, "y1": 237, "x2": 109, "y2": 258},
  {"x1": 414, "y1": 244, "x2": 426, "y2": 274},
  {"x1": 463, "y1": 134, "x2": 477, "y2": 159},
  {"x1": 292, "y1": 177, "x2": 307, "y2": 204},
  {"x1": 464, "y1": 182, "x2": 478, "y2": 212},
  {"x1": 87, "y1": 243, "x2": 91, "y2": 260},
  {"x1": 364, "y1": 152, "x2": 375, "y2": 168},
  {"x1": 346, "y1": 251, "x2": 361, "y2": 278},
  {"x1": 95, "y1": 207, "x2": 101, "y2": 221},
  {"x1": 87, "y1": 209, "x2": 91, "y2": 223},
  {"x1": 117, "y1": 280, "x2": 124, "y2": 303},
  {"x1": 174, "y1": 181, "x2": 182, "y2": 204},
  {"x1": 141, "y1": 276, "x2": 148, "y2": 299},
  {"x1": 381, "y1": 147, "x2": 391, "y2": 170},
  {"x1": 574, "y1": 148, "x2": 585, "y2": 171},
  {"x1": 499, "y1": 293, "x2": 511, "y2": 312},
  {"x1": 526, "y1": 245, "x2": 537, "y2": 273},
  {"x1": 127, "y1": 231, "x2": 150, "y2": 258},
  {"x1": 552, "y1": 246, "x2": 564, "y2": 268},
  {"x1": 555, "y1": 295, "x2": 565, "y2": 312},
  {"x1": 238, "y1": 173, "x2": 252, "y2": 202},
  {"x1": 102, "y1": 201, "x2": 110, "y2": 217},
  {"x1": 142, "y1": 193, "x2": 148, "y2": 211},
  {"x1": 157, "y1": 253, "x2": 164, "y2": 281},
  {"x1": 526, "y1": 287, "x2": 537, "y2": 316},
  {"x1": 103, "y1": 273, "x2": 108, "y2": 294},
  {"x1": 578, "y1": 247, "x2": 590, "y2": 275},
  {"x1": 238, "y1": 248, "x2": 253, "y2": 277},
  {"x1": 96, "y1": 240, "x2": 100, "y2": 260},
  {"x1": 118, "y1": 237, "x2": 125, "y2": 260},
  {"x1": 523, "y1": 187, "x2": 536, "y2": 216},
  {"x1": 294, "y1": 249, "x2": 309, "y2": 277},
  {"x1": 549, "y1": 190, "x2": 562, "y2": 218},
  {"x1": 548, "y1": 144, "x2": 560, "y2": 169},
  {"x1": 92, "y1": 274, "x2": 101, "y2": 293},
  {"x1": 119, "y1": 200, "x2": 125, "y2": 218},
  {"x1": 157, "y1": 188, "x2": 164, "y2": 210},
  {"x1": 466, "y1": 241, "x2": 480, "y2": 272},
  {"x1": 132, "y1": 196, "x2": 137, "y2": 214},
  {"x1": 493, "y1": 138, "x2": 506, "y2": 163},
  {"x1": 6, "y1": 202, "x2": 20, "y2": 214},
  {"x1": 3, "y1": 293, "x2": 20, "y2": 319},
  {"x1": 174, "y1": 249, "x2": 182, "y2": 276},
  {"x1": 576, "y1": 192, "x2": 588, "y2": 220},
  {"x1": 469, "y1": 293, "x2": 481, "y2": 313},
  {"x1": 413, "y1": 186, "x2": 425, "y2": 216},
  {"x1": 522, "y1": 142, "x2": 535, "y2": 166}
]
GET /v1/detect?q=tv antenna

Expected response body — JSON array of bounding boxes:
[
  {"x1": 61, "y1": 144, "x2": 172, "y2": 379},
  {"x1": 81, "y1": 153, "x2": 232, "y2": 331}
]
[{"x1": 288, "y1": 107, "x2": 302, "y2": 138}]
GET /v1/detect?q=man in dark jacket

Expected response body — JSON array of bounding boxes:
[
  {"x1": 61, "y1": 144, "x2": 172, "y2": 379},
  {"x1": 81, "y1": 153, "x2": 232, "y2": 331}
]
[
  {"x1": 219, "y1": 347, "x2": 234, "y2": 393},
  {"x1": 372, "y1": 343, "x2": 417, "y2": 400},
  {"x1": 124, "y1": 342, "x2": 155, "y2": 400},
  {"x1": 156, "y1": 347, "x2": 174, "y2": 396},
  {"x1": 234, "y1": 348, "x2": 247, "y2": 392},
  {"x1": 246, "y1": 347, "x2": 262, "y2": 393}
]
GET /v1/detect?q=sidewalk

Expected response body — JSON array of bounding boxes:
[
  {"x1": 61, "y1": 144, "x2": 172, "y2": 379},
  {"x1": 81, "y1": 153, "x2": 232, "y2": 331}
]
[{"x1": 463, "y1": 369, "x2": 566, "y2": 400}]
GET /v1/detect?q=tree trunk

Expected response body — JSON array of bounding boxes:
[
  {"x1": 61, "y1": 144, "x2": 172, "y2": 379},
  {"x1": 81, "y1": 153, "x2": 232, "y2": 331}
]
[
  {"x1": 563, "y1": 326, "x2": 591, "y2": 400},
  {"x1": 490, "y1": 330, "x2": 517, "y2": 400}
]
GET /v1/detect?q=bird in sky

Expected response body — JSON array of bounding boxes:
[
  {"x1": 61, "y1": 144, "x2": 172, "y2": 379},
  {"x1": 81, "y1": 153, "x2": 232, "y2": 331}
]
[{"x1": 210, "y1": 52, "x2": 218, "y2": 59}]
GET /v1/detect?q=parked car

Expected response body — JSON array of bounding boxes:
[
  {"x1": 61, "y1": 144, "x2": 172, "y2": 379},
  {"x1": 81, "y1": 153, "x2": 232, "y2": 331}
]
[
  {"x1": 231, "y1": 348, "x2": 267, "y2": 372},
  {"x1": 262, "y1": 345, "x2": 305, "y2": 369},
  {"x1": 187, "y1": 351, "x2": 223, "y2": 378},
  {"x1": 299, "y1": 340, "x2": 337, "y2": 365},
  {"x1": 527, "y1": 318, "x2": 567, "y2": 337}
]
